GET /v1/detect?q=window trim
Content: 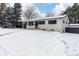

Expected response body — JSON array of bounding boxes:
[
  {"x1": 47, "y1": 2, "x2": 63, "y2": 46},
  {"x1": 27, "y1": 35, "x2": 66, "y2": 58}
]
[
  {"x1": 48, "y1": 20, "x2": 57, "y2": 24},
  {"x1": 39, "y1": 21, "x2": 45, "y2": 25}
]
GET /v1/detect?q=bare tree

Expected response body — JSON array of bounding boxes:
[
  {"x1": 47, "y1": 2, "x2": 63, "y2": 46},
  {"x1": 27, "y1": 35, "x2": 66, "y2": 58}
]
[
  {"x1": 46, "y1": 12, "x2": 54, "y2": 17},
  {"x1": 24, "y1": 6, "x2": 39, "y2": 20},
  {"x1": 0, "y1": 3, "x2": 6, "y2": 27},
  {"x1": 0, "y1": 3, "x2": 6, "y2": 12}
]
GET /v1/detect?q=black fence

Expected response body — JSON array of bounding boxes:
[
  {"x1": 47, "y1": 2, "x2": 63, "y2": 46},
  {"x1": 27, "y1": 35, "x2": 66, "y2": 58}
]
[{"x1": 65, "y1": 27, "x2": 79, "y2": 34}]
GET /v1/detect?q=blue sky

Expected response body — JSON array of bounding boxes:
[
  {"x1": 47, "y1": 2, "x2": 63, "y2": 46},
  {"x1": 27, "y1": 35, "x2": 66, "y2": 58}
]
[
  {"x1": 35, "y1": 3, "x2": 58, "y2": 13},
  {"x1": 19, "y1": 3, "x2": 74, "y2": 17},
  {"x1": 33, "y1": 3, "x2": 74, "y2": 16},
  {"x1": 18, "y1": 3, "x2": 74, "y2": 19}
]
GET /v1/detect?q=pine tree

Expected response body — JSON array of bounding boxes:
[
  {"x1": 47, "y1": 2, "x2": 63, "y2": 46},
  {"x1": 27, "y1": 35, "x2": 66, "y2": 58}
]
[
  {"x1": 13, "y1": 3, "x2": 22, "y2": 27},
  {"x1": 62, "y1": 3, "x2": 79, "y2": 23},
  {"x1": 2, "y1": 7, "x2": 14, "y2": 28}
]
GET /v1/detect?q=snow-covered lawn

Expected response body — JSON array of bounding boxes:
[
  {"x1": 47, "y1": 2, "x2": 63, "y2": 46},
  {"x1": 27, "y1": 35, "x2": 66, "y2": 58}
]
[{"x1": 0, "y1": 29, "x2": 79, "y2": 56}]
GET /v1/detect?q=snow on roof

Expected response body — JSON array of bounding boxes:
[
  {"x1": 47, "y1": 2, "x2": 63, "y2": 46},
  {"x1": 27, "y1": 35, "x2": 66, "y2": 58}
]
[
  {"x1": 20, "y1": 15, "x2": 67, "y2": 22},
  {"x1": 69, "y1": 24, "x2": 79, "y2": 25}
]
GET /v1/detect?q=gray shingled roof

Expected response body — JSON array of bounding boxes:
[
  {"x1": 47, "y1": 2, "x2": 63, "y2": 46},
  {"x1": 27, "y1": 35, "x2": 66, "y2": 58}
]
[{"x1": 20, "y1": 15, "x2": 67, "y2": 22}]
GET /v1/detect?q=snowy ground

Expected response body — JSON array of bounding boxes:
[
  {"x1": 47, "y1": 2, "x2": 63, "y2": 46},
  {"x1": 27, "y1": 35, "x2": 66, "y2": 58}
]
[{"x1": 0, "y1": 29, "x2": 79, "y2": 56}]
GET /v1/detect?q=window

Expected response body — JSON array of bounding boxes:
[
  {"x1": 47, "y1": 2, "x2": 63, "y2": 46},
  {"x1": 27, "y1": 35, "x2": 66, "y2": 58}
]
[
  {"x1": 29, "y1": 21, "x2": 34, "y2": 26},
  {"x1": 39, "y1": 21, "x2": 45, "y2": 24},
  {"x1": 48, "y1": 20, "x2": 56, "y2": 24}
]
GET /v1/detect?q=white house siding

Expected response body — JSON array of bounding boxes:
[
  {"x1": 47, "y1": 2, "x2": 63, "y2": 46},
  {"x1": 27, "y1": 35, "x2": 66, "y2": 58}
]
[
  {"x1": 38, "y1": 16, "x2": 69, "y2": 32},
  {"x1": 38, "y1": 19, "x2": 63, "y2": 32},
  {"x1": 22, "y1": 21, "x2": 25, "y2": 28},
  {"x1": 24, "y1": 15, "x2": 69, "y2": 32},
  {"x1": 56, "y1": 19, "x2": 64, "y2": 32},
  {"x1": 62, "y1": 16, "x2": 69, "y2": 32}
]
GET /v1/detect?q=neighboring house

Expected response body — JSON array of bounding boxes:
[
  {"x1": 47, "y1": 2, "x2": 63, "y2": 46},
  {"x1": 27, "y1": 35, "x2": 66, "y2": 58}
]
[{"x1": 20, "y1": 15, "x2": 69, "y2": 32}]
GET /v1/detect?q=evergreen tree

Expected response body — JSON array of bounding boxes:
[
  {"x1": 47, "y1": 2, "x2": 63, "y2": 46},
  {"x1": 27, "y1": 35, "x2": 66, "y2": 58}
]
[
  {"x1": 13, "y1": 3, "x2": 22, "y2": 27},
  {"x1": 62, "y1": 3, "x2": 79, "y2": 23},
  {"x1": 2, "y1": 7, "x2": 14, "y2": 28}
]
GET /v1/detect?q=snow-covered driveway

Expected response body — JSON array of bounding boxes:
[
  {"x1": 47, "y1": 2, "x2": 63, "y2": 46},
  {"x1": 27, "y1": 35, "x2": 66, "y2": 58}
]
[
  {"x1": 0, "y1": 29, "x2": 66, "y2": 56},
  {"x1": 0, "y1": 29, "x2": 79, "y2": 56}
]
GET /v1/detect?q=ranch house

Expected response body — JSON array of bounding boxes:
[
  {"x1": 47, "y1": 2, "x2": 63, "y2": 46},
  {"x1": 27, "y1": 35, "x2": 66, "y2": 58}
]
[{"x1": 19, "y1": 15, "x2": 69, "y2": 32}]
